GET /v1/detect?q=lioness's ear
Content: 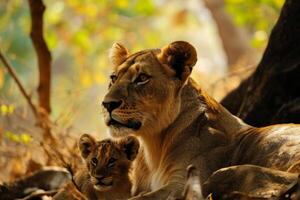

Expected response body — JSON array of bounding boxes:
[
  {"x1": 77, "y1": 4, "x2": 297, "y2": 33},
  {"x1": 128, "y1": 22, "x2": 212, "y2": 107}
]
[
  {"x1": 119, "y1": 136, "x2": 140, "y2": 161},
  {"x1": 109, "y1": 43, "x2": 129, "y2": 67},
  {"x1": 78, "y1": 134, "x2": 96, "y2": 159},
  {"x1": 158, "y1": 41, "x2": 197, "y2": 81}
]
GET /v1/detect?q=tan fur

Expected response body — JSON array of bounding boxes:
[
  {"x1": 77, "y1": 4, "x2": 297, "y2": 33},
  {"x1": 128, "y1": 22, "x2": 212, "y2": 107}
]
[
  {"x1": 102, "y1": 41, "x2": 300, "y2": 199},
  {"x1": 109, "y1": 43, "x2": 129, "y2": 68},
  {"x1": 74, "y1": 134, "x2": 139, "y2": 200},
  {"x1": 53, "y1": 182, "x2": 88, "y2": 200},
  {"x1": 202, "y1": 165, "x2": 298, "y2": 199}
]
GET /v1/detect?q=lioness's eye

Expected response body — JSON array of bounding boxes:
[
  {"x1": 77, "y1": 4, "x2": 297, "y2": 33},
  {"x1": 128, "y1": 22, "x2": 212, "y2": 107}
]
[
  {"x1": 107, "y1": 158, "x2": 117, "y2": 168},
  {"x1": 135, "y1": 73, "x2": 150, "y2": 85},
  {"x1": 91, "y1": 157, "x2": 98, "y2": 166},
  {"x1": 110, "y1": 74, "x2": 117, "y2": 84}
]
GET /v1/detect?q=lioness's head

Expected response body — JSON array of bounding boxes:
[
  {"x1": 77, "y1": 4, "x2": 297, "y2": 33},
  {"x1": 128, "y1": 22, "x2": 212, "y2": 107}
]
[
  {"x1": 79, "y1": 134, "x2": 139, "y2": 191},
  {"x1": 102, "y1": 41, "x2": 197, "y2": 137}
]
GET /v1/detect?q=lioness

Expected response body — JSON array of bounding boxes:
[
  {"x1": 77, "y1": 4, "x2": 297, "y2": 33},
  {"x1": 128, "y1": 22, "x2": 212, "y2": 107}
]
[
  {"x1": 74, "y1": 134, "x2": 139, "y2": 200},
  {"x1": 101, "y1": 41, "x2": 300, "y2": 199}
]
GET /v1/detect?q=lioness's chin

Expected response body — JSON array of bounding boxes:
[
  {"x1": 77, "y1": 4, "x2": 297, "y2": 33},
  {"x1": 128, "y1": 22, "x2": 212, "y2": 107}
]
[
  {"x1": 105, "y1": 116, "x2": 142, "y2": 137},
  {"x1": 108, "y1": 126, "x2": 135, "y2": 138}
]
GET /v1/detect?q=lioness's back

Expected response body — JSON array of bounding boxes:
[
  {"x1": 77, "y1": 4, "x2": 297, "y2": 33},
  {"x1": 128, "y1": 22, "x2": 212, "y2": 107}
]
[{"x1": 231, "y1": 125, "x2": 300, "y2": 172}]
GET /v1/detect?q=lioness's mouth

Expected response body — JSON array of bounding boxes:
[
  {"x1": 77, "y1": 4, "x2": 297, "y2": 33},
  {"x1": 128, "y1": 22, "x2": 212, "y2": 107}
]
[{"x1": 108, "y1": 116, "x2": 141, "y2": 130}]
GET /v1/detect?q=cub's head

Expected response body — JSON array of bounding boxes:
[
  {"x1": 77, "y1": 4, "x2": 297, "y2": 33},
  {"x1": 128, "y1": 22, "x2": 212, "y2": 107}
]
[
  {"x1": 78, "y1": 134, "x2": 139, "y2": 191},
  {"x1": 102, "y1": 41, "x2": 197, "y2": 137}
]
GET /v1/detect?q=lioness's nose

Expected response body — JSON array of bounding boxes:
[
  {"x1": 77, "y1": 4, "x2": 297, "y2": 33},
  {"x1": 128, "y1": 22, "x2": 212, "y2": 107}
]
[{"x1": 102, "y1": 100, "x2": 122, "y2": 112}]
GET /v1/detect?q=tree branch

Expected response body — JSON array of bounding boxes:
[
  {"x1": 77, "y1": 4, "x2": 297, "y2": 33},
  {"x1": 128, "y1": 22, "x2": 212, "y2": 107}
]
[
  {"x1": 28, "y1": 0, "x2": 52, "y2": 114},
  {"x1": 0, "y1": 51, "x2": 38, "y2": 118},
  {"x1": 1, "y1": 0, "x2": 74, "y2": 169},
  {"x1": 0, "y1": 49, "x2": 56, "y2": 147}
]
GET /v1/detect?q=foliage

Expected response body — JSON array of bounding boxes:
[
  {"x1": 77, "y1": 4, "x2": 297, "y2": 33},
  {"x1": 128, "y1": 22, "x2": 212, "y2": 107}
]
[
  {"x1": 1, "y1": 104, "x2": 14, "y2": 116},
  {"x1": 225, "y1": 0, "x2": 284, "y2": 49},
  {"x1": 4, "y1": 131, "x2": 32, "y2": 145}
]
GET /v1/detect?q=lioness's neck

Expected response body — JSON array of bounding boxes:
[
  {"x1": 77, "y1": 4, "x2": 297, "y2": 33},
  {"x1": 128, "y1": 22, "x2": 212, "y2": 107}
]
[
  {"x1": 189, "y1": 78, "x2": 250, "y2": 136},
  {"x1": 139, "y1": 79, "x2": 249, "y2": 171},
  {"x1": 139, "y1": 80, "x2": 207, "y2": 170}
]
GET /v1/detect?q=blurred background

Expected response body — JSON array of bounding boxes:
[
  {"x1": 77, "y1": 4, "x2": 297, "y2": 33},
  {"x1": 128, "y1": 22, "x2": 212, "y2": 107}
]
[{"x1": 0, "y1": 0, "x2": 283, "y2": 182}]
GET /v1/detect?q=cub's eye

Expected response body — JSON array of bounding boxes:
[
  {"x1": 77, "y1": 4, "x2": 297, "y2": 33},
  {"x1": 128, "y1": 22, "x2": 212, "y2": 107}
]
[
  {"x1": 107, "y1": 158, "x2": 117, "y2": 168},
  {"x1": 110, "y1": 74, "x2": 117, "y2": 84},
  {"x1": 91, "y1": 158, "x2": 98, "y2": 166},
  {"x1": 134, "y1": 73, "x2": 150, "y2": 85}
]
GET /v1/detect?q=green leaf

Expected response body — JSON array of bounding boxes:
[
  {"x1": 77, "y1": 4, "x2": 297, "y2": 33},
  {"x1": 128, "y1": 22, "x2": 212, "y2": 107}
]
[
  {"x1": 4, "y1": 131, "x2": 32, "y2": 144},
  {"x1": 20, "y1": 133, "x2": 32, "y2": 144},
  {"x1": 5, "y1": 131, "x2": 20, "y2": 143}
]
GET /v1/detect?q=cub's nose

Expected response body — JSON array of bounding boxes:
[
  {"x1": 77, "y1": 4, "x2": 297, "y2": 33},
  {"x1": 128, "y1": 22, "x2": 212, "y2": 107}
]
[{"x1": 102, "y1": 100, "x2": 122, "y2": 112}]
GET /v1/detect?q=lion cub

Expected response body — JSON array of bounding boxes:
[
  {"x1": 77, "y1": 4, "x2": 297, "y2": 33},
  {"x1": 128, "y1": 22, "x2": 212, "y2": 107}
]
[{"x1": 75, "y1": 134, "x2": 139, "y2": 200}]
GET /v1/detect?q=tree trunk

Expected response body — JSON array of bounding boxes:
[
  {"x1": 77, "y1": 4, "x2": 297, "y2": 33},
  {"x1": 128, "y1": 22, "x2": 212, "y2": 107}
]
[
  {"x1": 28, "y1": 0, "x2": 52, "y2": 114},
  {"x1": 28, "y1": 0, "x2": 59, "y2": 153},
  {"x1": 221, "y1": 0, "x2": 300, "y2": 126}
]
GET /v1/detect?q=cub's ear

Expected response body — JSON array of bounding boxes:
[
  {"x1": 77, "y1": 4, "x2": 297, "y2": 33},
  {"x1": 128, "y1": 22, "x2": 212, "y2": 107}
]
[
  {"x1": 78, "y1": 134, "x2": 96, "y2": 159},
  {"x1": 119, "y1": 136, "x2": 140, "y2": 161},
  {"x1": 158, "y1": 41, "x2": 197, "y2": 81},
  {"x1": 109, "y1": 43, "x2": 129, "y2": 67}
]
